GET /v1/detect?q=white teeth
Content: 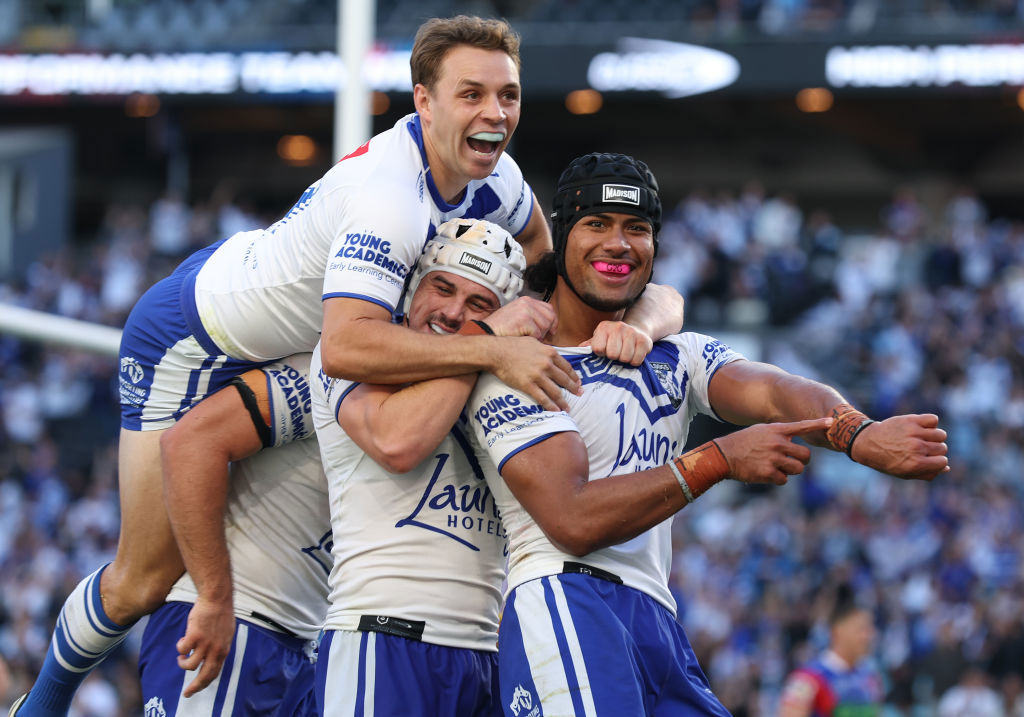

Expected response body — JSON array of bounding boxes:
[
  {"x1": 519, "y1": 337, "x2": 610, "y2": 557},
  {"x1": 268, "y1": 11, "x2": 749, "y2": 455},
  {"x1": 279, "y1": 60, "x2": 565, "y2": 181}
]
[
  {"x1": 429, "y1": 323, "x2": 453, "y2": 335},
  {"x1": 470, "y1": 131, "x2": 504, "y2": 142}
]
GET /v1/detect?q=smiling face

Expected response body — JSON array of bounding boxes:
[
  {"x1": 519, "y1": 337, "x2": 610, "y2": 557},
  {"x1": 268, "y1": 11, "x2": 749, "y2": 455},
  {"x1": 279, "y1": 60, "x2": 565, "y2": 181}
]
[
  {"x1": 562, "y1": 212, "x2": 655, "y2": 313},
  {"x1": 406, "y1": 271, "x2": 501, "y2": 335},
  {"x1": 414, "y1": 45, "x2": 521, "y2": 202}
]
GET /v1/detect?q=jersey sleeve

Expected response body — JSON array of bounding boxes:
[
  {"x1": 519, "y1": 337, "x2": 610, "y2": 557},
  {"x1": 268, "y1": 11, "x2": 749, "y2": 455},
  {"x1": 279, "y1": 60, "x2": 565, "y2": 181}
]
[
  {"x1": 309, "y1": 342, "x2": 360, "y2": 432},
  {"x1": 322, "y1": 183, "x2": 427, "y2": 314},
  {"x1": 260, "y1": 353, "x2": 315, "y2": 447},
  {"x1": 673, "y1": 333, "x2": 745, "y2": 421},
  {"x1": 467, "y1": 372, "x2": 578, "y2": 473}
]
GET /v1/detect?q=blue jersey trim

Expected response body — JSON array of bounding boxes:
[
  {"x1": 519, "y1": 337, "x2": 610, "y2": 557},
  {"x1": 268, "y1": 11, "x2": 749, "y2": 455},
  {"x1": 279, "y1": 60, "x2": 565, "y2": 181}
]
[
  {"x1": 333, "y1": 381, "x2": 361, "y2": 421},
  {"x1": 705, "y1": 356, "x2": 739, "y2": 424},
  {"x1": 322, "y1": 292, "x2": 395, "y2": 314},
  {"x1": 405, "y1": 115, "x2": 459, "y2": 212},
  {"x1": 497, "y1": 432, "x2": 567, "y2": 473},
  {"x1": 565, "y1": 353, "x2": 680, "y2": 425},
  {"x1": 265, "y1": 370, "x2": 280, "y2": 446},
  {"x1": 511, "y1": 190, "x2": 534, "y2": 238}
]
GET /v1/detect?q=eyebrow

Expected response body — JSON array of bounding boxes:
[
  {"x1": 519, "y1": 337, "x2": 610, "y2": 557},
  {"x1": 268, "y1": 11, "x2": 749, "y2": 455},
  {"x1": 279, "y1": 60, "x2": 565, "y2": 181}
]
[
  {"x1": 431, "y1": 275, "x2": 497, "y2": 306},
  {"x1": 588, "y1": 212, "x2": 651, "y2": 226},
  {"x1": 455, "y1": 78, "x2": 521, "y2": 92}
]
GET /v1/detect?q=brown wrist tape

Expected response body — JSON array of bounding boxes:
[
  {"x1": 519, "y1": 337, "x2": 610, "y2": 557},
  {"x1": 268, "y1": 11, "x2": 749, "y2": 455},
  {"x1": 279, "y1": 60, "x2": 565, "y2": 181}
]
[
  {"x1": 826, "y1": 403, "x2": 874, "y2": 456},
  {"x1": 457, "y1": 320, "x2": 493, "y2": 336},
  {"x1": 668, "y1": 440, "x2": 730, "y2": 503}
]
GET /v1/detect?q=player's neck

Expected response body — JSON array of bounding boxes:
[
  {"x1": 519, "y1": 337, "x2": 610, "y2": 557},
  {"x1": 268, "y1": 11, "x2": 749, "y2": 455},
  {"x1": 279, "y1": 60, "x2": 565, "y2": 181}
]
[
  {"x1": 547, "y1": 284, "x2": 625, "y2": 348},
  {"x1": 421, "y1": 134, "x2": 467, "y2": 204}
]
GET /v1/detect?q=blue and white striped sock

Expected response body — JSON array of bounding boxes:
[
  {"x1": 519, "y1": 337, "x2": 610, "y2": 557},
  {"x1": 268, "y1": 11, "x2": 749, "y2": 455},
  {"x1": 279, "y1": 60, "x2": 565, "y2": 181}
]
[{"x1": 19, "y1": 564, "x2": 134, "y2": 716}]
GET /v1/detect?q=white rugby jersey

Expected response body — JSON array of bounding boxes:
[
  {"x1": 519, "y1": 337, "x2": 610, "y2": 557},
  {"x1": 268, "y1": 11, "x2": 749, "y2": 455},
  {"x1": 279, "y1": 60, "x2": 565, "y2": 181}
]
[
  {"x1": 467, "y1": 333, "x2": 743, "y2": 615},
  {"x1": 167, "y1": 355, "x2": 331, "y2": 641},
  {"x1": 191, "y1": 113, "x2": 535, "y2": 362},
  {"x1": 309, "y1": 344, "x2": 507, "y2": 652}
]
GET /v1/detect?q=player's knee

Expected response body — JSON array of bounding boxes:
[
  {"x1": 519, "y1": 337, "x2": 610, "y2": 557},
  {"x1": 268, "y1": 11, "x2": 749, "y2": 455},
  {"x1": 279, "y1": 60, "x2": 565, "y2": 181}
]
[
  {"x1": 103, "y1": 564, "x2": 180, "y2": 619},
  {"x1": 132, "y1": 577, "x2": 178, "y2": 613}
]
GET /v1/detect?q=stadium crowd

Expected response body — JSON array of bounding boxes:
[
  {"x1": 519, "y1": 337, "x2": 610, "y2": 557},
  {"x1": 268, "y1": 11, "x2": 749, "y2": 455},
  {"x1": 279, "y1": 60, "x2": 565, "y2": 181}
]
[
  {"x1": 1, "y1": 178, "x2": 1022, "y2": 715},
  {"x1": 9, "y1": 0, "x2": 1024, "y2": 51}
]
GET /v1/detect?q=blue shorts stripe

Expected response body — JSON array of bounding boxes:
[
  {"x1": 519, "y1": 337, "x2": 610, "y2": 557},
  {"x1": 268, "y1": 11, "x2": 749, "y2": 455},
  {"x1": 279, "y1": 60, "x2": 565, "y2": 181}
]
[
  {"x1": 542, "y1": 578, "x2": 588, "y2": 716},
  {"x1": 356, "y1": 631, "x2": 369, "y2": 717},
  {"x1": 178, "y1": 354, "x2": 219, "y2": 416}
]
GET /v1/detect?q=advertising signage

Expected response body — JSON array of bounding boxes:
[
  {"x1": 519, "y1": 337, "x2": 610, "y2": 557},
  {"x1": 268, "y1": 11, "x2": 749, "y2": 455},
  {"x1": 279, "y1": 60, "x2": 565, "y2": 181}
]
[{"x1": 2, "y1": 37, "x2": 1023, "y2": 101}]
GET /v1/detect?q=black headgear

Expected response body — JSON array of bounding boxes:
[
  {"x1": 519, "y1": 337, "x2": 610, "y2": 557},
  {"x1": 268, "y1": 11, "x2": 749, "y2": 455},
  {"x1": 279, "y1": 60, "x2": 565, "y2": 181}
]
[{"x1": 549, "y1": 153, "x2": 662, "y2": 280}]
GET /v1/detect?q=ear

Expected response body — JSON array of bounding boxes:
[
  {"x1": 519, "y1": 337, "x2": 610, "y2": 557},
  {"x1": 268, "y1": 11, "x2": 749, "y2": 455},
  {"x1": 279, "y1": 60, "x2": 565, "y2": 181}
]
[{"x1": 413, "y1": 84, "x2": 431, "y2": 120}]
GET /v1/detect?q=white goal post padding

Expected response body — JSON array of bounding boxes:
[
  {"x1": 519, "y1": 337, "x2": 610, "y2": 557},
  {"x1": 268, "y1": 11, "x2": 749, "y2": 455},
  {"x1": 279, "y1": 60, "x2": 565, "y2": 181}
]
[{"x1": 0, "y1": 303, "x2": 122, "y2": 356}]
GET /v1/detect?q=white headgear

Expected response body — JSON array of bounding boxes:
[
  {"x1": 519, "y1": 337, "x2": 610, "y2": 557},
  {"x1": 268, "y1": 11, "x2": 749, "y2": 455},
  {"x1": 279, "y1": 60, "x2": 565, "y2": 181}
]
[{"x1": 402, "y1": 218, "x2": 526, "y2": 315}]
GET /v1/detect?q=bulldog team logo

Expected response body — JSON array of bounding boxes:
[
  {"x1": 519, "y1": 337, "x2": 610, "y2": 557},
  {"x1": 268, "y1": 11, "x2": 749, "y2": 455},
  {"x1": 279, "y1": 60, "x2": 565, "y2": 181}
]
[
  {"x1": 120, "y1": 356, "x2": 144, "y2": 384},
  {"x1": 144, "y1": 697, "x2": 167, "y2": 717},
  {"x1": 650, "y1": 361, "x2": 684, "y2": 409},
  {"x1": 509, "y1": 684, "x2": 540, "y2": 717}
]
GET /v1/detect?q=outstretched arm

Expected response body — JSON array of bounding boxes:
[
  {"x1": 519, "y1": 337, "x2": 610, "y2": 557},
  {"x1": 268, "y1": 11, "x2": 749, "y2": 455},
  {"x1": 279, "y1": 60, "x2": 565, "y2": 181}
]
[
  {"x1": 161, "y1": 372, "x2": 267, "y2": 698},
  {"x1": 708, "y1": 360, "x2": 949, "y2": 480}
]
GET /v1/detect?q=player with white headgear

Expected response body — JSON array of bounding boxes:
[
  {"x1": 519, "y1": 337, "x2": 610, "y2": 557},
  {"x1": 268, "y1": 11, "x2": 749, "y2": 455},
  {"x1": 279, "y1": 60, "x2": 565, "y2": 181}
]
[{"x1": 311, "y1": 217, "x2": 549, "y2": 717}]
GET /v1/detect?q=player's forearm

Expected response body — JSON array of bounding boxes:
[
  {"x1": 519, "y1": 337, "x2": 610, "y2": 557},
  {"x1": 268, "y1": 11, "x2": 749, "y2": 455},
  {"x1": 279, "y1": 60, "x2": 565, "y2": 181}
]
[
  {"x1": 347, "y1": 375, "x2": 477, "y2": 472},
  {"x1": 321, "y1": 316, "x2": 504, "y2": 383},
  {"x1": 753, "y1": 373, "x2": 845, "y2": 447},
  {"x1": 538, "y1": 465, "x2": 692, "y2": 556},
  {"x1": 711, "y1": 361, "x2": 846, "y2": 447},
  {"x1": 163, "y1": 448, "x2": 233, "y2": 602},
  {"x1": 622, "y1": 283, "x2": 685, "y2": 340}
]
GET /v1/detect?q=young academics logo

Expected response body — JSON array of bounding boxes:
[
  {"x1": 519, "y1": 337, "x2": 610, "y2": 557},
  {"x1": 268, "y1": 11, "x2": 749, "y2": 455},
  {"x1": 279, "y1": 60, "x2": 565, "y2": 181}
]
[{"x1": 602, "y1": 184, "x2": 640, "y2": 205}]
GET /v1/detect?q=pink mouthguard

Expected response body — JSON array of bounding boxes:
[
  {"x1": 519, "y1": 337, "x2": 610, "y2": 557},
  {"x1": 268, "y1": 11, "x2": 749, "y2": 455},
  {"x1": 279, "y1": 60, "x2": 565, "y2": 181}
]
[{"x1": 592, "y1": 261, "x2": 631, "y2": 275}]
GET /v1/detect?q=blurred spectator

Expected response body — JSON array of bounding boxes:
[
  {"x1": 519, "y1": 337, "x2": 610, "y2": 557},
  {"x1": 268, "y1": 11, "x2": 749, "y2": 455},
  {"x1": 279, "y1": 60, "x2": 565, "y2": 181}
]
[
  {"x1": 936, "y1": 664, "x2": 1006, "y2": 717},
  {"x1": 148, "y1": 189, "x2": 192, "y2": 258}
]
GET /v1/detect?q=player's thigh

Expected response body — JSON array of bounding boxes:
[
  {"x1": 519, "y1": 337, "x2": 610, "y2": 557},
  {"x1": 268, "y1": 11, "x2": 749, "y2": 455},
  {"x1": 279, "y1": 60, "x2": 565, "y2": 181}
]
[{"x1": 111, "y1": 427, "x2": 182, "y2": 581}]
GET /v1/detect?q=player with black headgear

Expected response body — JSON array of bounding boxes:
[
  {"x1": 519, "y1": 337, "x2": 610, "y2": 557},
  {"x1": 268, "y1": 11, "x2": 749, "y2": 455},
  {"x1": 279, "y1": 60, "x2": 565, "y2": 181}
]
[{"x1": 465, "y1": 151, "x2": 948, "y2": 716}]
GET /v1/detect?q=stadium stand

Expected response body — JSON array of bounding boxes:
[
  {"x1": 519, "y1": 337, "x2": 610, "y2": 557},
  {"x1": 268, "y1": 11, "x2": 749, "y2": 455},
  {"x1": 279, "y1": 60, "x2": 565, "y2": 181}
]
[
  {"x1": 1, "y1": 177, "x2": 1022, "y2": 714},
  {"x1": 2, "y1": 1, "x2": 1024, "y2": 714}
]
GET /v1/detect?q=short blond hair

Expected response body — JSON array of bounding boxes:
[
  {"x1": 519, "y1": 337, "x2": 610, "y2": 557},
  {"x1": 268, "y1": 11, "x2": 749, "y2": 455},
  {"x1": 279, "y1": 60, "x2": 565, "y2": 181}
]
[{"x1": 410, "y1": 15, "x2": 521, "y2": 89}]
